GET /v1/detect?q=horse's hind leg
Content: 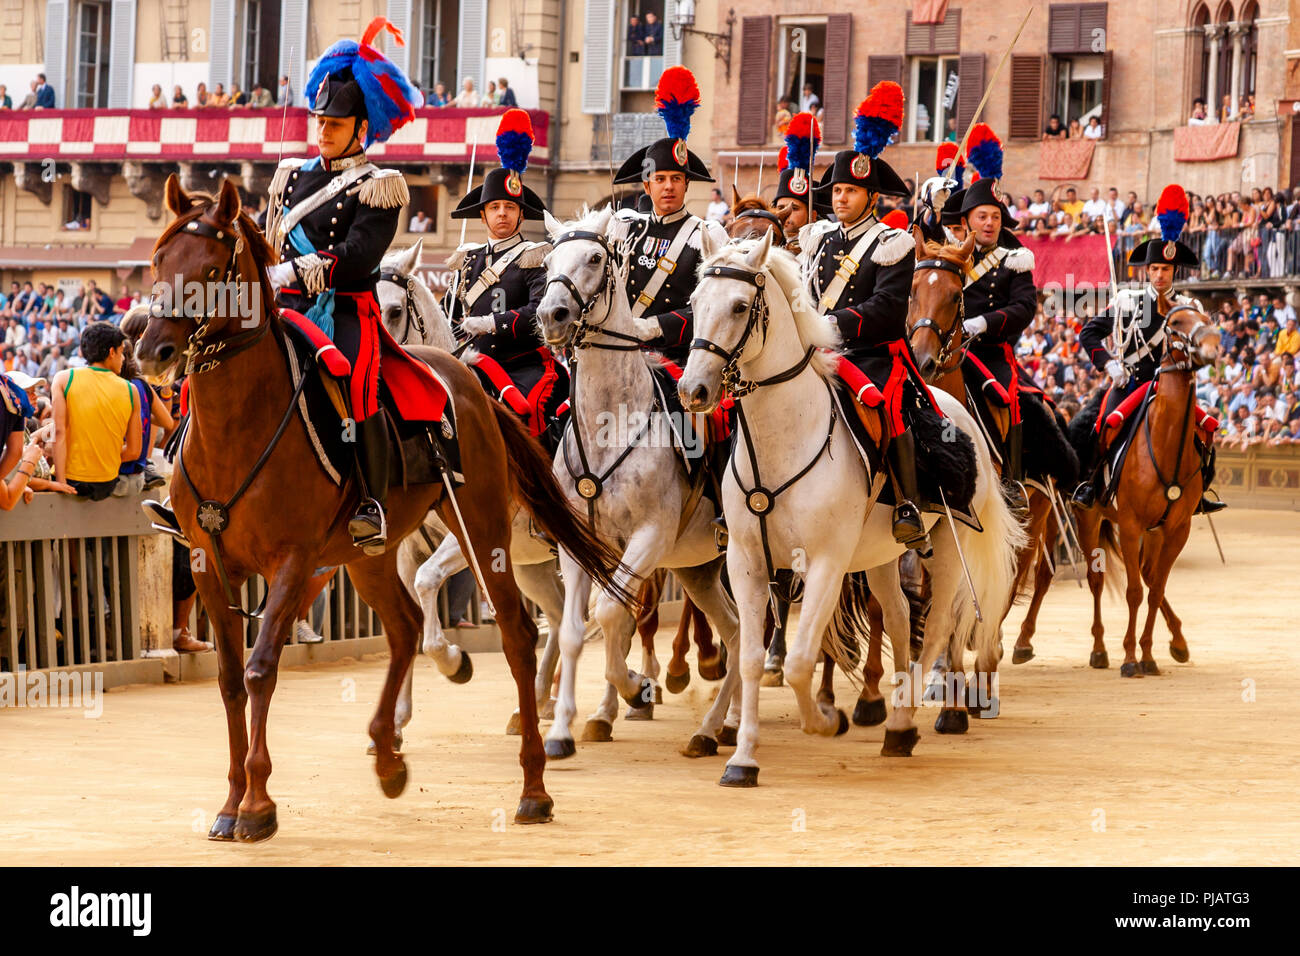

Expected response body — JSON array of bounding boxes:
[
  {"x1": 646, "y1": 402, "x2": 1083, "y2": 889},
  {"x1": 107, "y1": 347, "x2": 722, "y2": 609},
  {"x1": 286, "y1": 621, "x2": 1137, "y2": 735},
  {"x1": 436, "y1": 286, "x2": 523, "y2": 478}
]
[
  {"x1": 666, "y1": 579, "x2": 692, "y2": 693},
  {"x1": 852, "y1": 591, "x2": 889, "y2": 727},
  {"x1": 1075, "y1": 508, "x2": 1109, "y2": 668},
  {"x1": 196, "y1": 569, "x2": 253, "y2": 842},
  {"x1": 1161, "y1": 596, "x2": 1188, "y2": 663},
  {"x1": 694, "y1": 601, "x2": 726, "y2": 680},
  {"x1": 634, "y1": 570, "x2": 664, "y2": 708},
  {"x1": 236, "y1": 551, "x2": 315, "y2": 843},
  {"x1": 675, "y1": 558, "x2": 742, "y2": 755}
]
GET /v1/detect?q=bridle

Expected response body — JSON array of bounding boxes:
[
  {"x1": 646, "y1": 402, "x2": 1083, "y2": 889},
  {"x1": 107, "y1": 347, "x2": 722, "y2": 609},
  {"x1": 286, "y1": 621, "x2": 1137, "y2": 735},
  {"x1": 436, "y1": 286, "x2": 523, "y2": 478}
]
[
  {"x1": 730, "y1": 209, "x2": 788, "y2": 246},
  {"x1": 379, "y1": 266, "x2": 428, "y2": 342},
  {"x1": 909, "y1": 256, "x2": 968, "y2": 376},
  {"x1": 544, "y1": 230, "x2": 643, "y2": 353}
]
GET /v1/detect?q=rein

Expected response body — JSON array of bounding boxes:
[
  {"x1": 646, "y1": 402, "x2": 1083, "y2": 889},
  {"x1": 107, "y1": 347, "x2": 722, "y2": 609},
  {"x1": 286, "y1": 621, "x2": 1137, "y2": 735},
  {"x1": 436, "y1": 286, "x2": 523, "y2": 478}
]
[
  {"x1": 1142, "y1": 319, "x2": 1207, "y2": 530},
  {"x1": 909, "y1": 257, "x2": 968, "y2": 375},
  {"x1": 379, "y1": 266, "x2": 428, "y2": 342}
]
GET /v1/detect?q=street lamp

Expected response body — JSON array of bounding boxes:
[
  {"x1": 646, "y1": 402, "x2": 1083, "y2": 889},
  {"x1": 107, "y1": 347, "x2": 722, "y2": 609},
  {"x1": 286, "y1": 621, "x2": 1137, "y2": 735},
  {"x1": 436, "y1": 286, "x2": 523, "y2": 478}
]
[{"x1": 669, "y1": 4, "x2": 737, "y2": 81}]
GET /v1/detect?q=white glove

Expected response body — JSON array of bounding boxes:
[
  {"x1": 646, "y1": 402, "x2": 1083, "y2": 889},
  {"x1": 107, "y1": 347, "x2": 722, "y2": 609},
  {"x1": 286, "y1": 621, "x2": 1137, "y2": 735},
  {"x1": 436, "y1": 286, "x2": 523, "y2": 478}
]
[
  {"x1": 461, "y1": 314, "x2": 496, "y2": 337},
  {"x1": 919, "y1": 176, "x2": 958, "y2": 214},
  {"x1": 632, "y1": 316, "x2": 662, "y2": 341},
  {"x1": 266, "y1": 261, "x2": 295, "y2": 294},
  {"x1": 963, "y1": 315, "x2": 988, "y2": 337},
  {"x1": 1105, "y1": 359, "x2": 1128, "y2": 386}
]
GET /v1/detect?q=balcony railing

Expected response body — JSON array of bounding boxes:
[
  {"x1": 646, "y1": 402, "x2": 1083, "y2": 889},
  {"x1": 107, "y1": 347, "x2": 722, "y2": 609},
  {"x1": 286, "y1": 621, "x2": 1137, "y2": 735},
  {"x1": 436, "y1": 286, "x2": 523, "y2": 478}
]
[{"x1": 0, "y1": 107, "x2": 549, "y2": 165}]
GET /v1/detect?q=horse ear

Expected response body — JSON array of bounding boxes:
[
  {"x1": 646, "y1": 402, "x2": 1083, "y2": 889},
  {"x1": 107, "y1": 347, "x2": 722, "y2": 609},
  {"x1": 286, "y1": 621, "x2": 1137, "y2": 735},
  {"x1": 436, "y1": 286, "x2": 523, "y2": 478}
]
[
  {"x1": 699, "y1": 222, "x2": 718, "y2": 260},
  {"x1": 959, "y1": 231, "x2": 977, "y2": 261},
  {"x1": 911, "y1": 223, "x2": 927, "y2": 254},
  {"x1": 731, "y1": 185, "x2": 743, "y2": 208},
  {"x1": 399, "y1": 237, "x2": 422, "y2": 273},
  {"x1": 744, "y1": 227, "x2": 773, "y2": 269},
  {"x1": 544, "y1": 209, "x2": 563, "y2": 239},
  {"x1": 214, "y1": 177, "x2": 241, "y2": 226},
  {"x1": 596, "y1": 205, "x2": 614, "y2": 234},
  {"x1": 164, "y1": 173, "x2": 188, "y2": 217}
]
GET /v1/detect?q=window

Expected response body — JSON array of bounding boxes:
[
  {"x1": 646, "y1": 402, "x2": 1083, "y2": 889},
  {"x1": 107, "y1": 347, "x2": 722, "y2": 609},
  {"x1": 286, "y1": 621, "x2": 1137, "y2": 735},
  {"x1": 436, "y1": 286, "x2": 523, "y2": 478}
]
[
  {"x1": 63, "y1": 186, "x2": 92, "y2": 231},
  {"x1": 419, "y1": 0, "x2": 461, "y2": 97},
  {"x1": 1047, "y1": 3, "x2": 1110, "y2": 136},
  {"x1": 238, "y1": 0, "x2": 280, "y2": 96},
  {"x1": 621, "y1": 0, "x2": 667, "y2": 91},
  {"x1": 774, "y1": 19, "x2": 826, "y2": 118},
  {"x1": 1053, "y1": 55, "x2": 1103, "y2": 127},
  {"x1": 907, "y1": 57, "x2": 959, "y2": 143},
  {"x1": 74, "y1": 1, "x2": 111, "y2": 108}
]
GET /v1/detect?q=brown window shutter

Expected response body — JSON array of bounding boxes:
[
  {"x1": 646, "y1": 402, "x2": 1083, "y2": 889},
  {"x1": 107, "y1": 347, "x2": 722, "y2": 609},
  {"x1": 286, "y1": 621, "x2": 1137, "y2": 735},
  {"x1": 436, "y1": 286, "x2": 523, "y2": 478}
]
[
  {"x1": 1008, "y1": 54, "x2": 1044, "y2": 140},
  {"x1": 905, "y1": 13, "x2": 934, "y2": 55},
  {"x1": 1048, "y1": 4, "x2": 1081, "y2": 54},
  {"x1": 933, "y1": 8, "x2": 961, "y2": 56},
  {"x1": 736, "y1": 16, "x2": 773, "y2": 146},
  {"x1": 1099, "y1": 49, "x2": 1114, "y2": 139},
  {"x1": 821, "y1": 14, "x2": 853, "y2": 145},
  {"x1": 955, "y1": 52, "x2": 985, "y2": 135},
  {"x1": 867, "y1": 55, "x2": 904, "y2": 90},
  {"x1": 1079, "y1": 3, "x2": 1109, "y2": 53}
]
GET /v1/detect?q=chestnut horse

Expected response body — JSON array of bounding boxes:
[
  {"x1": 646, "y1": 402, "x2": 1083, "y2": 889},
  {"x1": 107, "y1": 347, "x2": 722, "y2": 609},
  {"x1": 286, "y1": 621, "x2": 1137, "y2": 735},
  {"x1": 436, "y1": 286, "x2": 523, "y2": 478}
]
[
  {"x1": 1072, "y1": 306, "x2": 1220, "y2": 676},
  {"x1": 726, "y1": 188, "x2": 792, "y2": 245},
  {"x1": 135, "y1": 175, "x2": 631, "y2": 840}
]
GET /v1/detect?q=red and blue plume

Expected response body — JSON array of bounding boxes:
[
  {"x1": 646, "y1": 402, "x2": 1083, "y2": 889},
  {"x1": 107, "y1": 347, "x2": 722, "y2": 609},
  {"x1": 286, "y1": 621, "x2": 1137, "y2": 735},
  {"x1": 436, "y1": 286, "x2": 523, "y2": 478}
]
[
  {"x1": 1155, "y1": 184, "x2": 1189, "y2": 242},
  {"x1": 935, "y1": 141, "x2": 965, "y2": 185},
  {"x1": 495, "y1": 108, "x2": 534, "y2": 174},
  {"x1": 777, "y1": 145, "x2": 789, "y2": 170},
  {"x1": 306, "y1": 17, "x2": 425, "y2": 147},
  {"x1": 854, "y1": 82, "x2": 903, "y2": 159},
  {"x1": 783, "y1": 112, "x2": 820, "y2": 173},
  {"x1": 655, "y1": 66, "x2": 700, "y2": 140},
  {"x1": 965, "y1": 123, "x2": 1002, "y2": 181}
]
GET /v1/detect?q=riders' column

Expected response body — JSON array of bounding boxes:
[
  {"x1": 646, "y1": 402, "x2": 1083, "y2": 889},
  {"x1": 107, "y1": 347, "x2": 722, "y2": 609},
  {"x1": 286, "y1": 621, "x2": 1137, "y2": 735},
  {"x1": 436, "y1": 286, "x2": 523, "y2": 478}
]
[
  {"x1": 801, "y1": 81, "x2": 932, "y2": 553},
  {"x1": 772, "y1": 113, "x2": 831, "y2": 255},
  {"x1": 445, "y1": 109, "x2": 569, "y2": 452},
  {"x1": 956, "y1": 124, "x2": 1038, "y2": 516},
  {"x1": 1074, "y1": 184, "x2": 1226, "y2": 514},
  {"x1": 264, "y1": 17, "x2": 422, "y2": 555}
]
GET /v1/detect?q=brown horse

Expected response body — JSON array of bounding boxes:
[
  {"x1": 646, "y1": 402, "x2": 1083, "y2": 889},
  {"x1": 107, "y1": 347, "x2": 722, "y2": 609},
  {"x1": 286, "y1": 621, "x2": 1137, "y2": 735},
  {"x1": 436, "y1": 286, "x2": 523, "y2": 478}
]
[
  {"x1": 726, "y1": 187, "x2": 792, "y2": 245},
  {"x1": 906, "y1": 228, "x2": 1063, "y2": 713},
  {"x1": 135, "y1": 175, "x2": 631, "y2": 841},
  {"x1": 1073, "y1": 306, "x2": 1219, "y2": 676}
]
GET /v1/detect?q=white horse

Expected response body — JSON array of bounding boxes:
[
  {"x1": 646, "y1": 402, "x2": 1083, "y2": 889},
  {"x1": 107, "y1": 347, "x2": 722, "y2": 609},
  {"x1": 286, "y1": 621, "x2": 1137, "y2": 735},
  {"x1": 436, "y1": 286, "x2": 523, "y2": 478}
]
[
  {"x1": 534, "y1": 205, "x2": 742, "y2": 759},
  {"x1": 678, "y1": 232, "x2": 1026, "y2": 786},
  {"x1": 377, "y1": 238, "x2": 456, "y2": 351}
]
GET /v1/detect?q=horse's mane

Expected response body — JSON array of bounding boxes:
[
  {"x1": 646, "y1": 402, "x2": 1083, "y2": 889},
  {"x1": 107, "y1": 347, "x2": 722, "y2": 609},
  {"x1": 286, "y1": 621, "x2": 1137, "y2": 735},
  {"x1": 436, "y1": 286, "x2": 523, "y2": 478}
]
[
  {"x1": 918, "y1": 235, "x2": 973, "y2": 267},
  {"x1": 703, "y1": 239, "x2": 842, "y2": 378},
  {"x1": 731, "y1": 194, "x2": 773, "y2": 216}
]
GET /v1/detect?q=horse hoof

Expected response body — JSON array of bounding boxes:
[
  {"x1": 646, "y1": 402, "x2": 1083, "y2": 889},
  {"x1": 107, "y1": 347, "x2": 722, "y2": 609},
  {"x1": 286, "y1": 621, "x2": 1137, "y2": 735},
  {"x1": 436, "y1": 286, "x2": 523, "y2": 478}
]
[
  {"x1": 539, "y1": 698, "x2": 556, "y2": 721},
  {"x1": 622, "y1": 678, "x2": 654, "y2": 708},
  {"x1": 207, "y1": 813, "x2": 237, "y2": 842},
  {"x1": 514, "y1": 795, "x2": 555, "y2": 825},
  {"x1": 1119, "y1": 661, "x2": 1142, "y2": 678},
  {"x1": 881, "y1": 727, "x2": 920, "y2": 757},
  {"x1": 682, "y1": 734, "x2": 718, "y2": 758},
  {"x1": 505, "y1": 711, "x2": 523, "y2": 736},
  {"x1": 717, "y1": 725, "x2": 738, "y2": 747},
  {"x1": 833, "y1": 709, "x2": 850, "y2": 736},
  {"x1": 719, "y1": 764, "x2": 759, "y2": 788},
  {"x1": 698, "y1": 655, "x2": 726, "y2": 682},
  {"x1": 447, "y1": 652, "x2": 473, "y2": 684},
  {"x1": 624, "y1": 702, "x2": 654, "y2": 721},
  {"x1": 378, "y1": 759, "x2": 408, "y2": 799},
  {"x1": 233, "y1": 808, "x2": 278, "y2": 843},
  {"x1": 934, "y1": 708, "x2": 969, "y2": 734},
  {"x1": 581, "y1": 719, "x2": 614, "y2": 742},
  {"x1": 545, "y1": 737, "x2": 577, "y2": 759},
  {"x1": 853, "y1": 697, "x2": 887, "y2": 726},
  {"x1": 1169, "y1": 642, "x2": 1189, "y2": 663},
  {"x1": 1139, "y1": 659, "x2": 1160, "y2": 676},
  {"x1": 968, "y1": 697, "x2": 1000, "y2": 719},
  {"x1": 665, "y1": 669, "x2": 690, "y2": 694},
  {"x1": 1012, "y1": 645, "x2": 1035, "y2": 665},
  {"x1": 1090, "y1": 650, "x2": 1110, "y2": 669},
  {"x1": 654, "y1": 684, "x2": 664, "y2": 704},
  {"x1": 760, "y1": 667, "x2": 784, "y2": 687}
]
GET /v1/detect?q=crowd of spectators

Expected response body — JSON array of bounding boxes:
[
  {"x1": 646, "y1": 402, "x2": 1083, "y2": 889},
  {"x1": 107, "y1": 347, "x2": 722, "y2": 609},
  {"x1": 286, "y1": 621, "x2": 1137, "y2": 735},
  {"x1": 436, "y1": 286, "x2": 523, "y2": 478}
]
[
  {"x1": 422, "y1": 76, "x2": 520, "y2": 108},
  {"x1": 1042, "y1": 112, "x2": 1106, "y2": 140}
]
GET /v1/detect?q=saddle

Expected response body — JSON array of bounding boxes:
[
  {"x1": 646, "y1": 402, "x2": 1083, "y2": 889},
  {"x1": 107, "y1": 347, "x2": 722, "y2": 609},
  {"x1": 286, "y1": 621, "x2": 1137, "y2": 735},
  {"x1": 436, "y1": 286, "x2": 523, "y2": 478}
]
[
  {"x1": 464, "y1": 347, "x2": 568, "y2": 454},
  {"x1": 279, "y1": 309, "x2": 462, "y2": 487}
]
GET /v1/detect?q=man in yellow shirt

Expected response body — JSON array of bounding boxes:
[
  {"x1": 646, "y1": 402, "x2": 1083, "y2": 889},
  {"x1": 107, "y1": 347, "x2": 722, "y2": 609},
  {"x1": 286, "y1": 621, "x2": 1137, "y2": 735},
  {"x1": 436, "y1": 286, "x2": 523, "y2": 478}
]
[
  {"x1": 1059, "y1": 185, "x2": 1084, "y2": 221},
  {"x1": 1274, "y1": 316, "x2": 1300, "y2": 357},
  {"x1": 51, "y1": 322, "x2": 141, "y2": 500}
]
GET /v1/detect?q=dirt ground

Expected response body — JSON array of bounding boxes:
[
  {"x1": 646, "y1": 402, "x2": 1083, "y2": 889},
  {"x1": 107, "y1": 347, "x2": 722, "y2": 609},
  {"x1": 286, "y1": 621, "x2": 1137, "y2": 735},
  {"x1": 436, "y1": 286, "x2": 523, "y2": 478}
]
[{"x1": 3, "y1": 508, "x2": 1298, "y2": 866}]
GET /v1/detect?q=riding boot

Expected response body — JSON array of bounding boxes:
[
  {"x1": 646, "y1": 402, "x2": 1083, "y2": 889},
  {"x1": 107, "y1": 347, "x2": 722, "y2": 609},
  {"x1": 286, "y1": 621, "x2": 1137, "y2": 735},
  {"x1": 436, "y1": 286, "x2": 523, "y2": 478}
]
[
  {"x1": 348, "y1": 412, "x2": 390, "y2": 555},
  {"x1": 1070, "y1": 440, "x2": 1103, "y2": 509},
  {"x1": 706, "y1": 434, "x2": 731, "y2": 549},
  {"x1": 887, "y1": 428, "x2": 931, "y2": 556},
  {"x1": 1195, "y1": 439, "x2": 1227, "y2": 514},
  {"x1": 1002, "y1": 421, "x2": 1030, "y2": 518}
]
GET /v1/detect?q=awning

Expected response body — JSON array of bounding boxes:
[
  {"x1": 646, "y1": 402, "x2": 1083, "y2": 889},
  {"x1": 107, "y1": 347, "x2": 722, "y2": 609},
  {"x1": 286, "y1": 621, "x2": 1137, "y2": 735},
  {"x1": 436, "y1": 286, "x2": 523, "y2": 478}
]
[{"x1": 0, "y1": 236, "x2": 156, "y2": 270}]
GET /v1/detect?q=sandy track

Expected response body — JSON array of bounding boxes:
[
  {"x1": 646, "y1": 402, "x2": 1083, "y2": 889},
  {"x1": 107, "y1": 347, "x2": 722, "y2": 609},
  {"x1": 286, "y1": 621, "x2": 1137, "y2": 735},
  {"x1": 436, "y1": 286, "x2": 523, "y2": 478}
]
[{"x1": 3, "y1": 508, "x2": 1298, "y2": 865}]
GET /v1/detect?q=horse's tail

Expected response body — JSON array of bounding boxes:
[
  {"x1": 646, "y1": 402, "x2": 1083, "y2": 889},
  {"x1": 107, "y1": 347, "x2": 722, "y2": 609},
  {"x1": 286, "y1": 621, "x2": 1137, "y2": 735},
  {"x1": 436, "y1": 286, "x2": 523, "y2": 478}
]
[
  {"x1": 489, "y1": 401, "x2": 639, "y2": 610},
  {"x1": 1096, "y1": 517, "x2": 1125, "y2": 598},
  {"x1": 952, "y1": 454, "x2": 1030, "y2": 665},
  {"x1": 822, "y1": 571, "x2": 873, "y2": 686}
]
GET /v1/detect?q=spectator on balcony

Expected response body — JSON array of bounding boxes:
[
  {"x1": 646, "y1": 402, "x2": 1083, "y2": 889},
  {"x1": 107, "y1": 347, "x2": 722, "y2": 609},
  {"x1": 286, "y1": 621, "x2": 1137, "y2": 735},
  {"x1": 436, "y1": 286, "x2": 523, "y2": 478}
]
[
  {"x1": 773, "y1": 96, "x2": 793, "y2": 139},
  {"x1": 1043, "y1": 113, "x2": 1067, "y2": 139},
  {"x1": 1025, "y1": 189, "x2": 1050, "y2": 231},
  {"x1": 278, "y1": 75, "x2": 293, "y2": 106},
  {"x1": 114, "y1": 285, "x2": 134, "y2": 317},
  {"x1": 626, "y1": 14, "x2": 644, "y2": 54},
  {"x1": 484, "y1": 80, "x2": 498, "y2": 106},
  {"x1": 707, "y1": 188, "x2": 729, "y2": 225},
  {"x1": 228, "y1": 82, "x2": 249, "y2": 107},
  {"x1": 1083, "y1": 115, "x2": 1103, "y2": 140},
  {"x1": 148, "y1": 84, "x2": 167, "y2": 109},
  {"x1": 171, "y1": 85, "x2": 188, "y2": 108},
  {"x1": 250, "y1": 83, "x2": 273, "y2": 108},
  {"x1": 0, "y1": 84, "x2": 10, "y2": 110},
  {"x1": 643, "y1": 11, "x2": 664, "y2": 56},
  {"x1": 57, "y1": 318, "x2": 79, "y2": 357},
  {"x1": 800, "y1": 81, "x2": 820, "y2": 115},
  {"x1": 34, "y1": 74, "x2": 54, "y2": 109},
  {"x1": 428, "y1": 82, "x2": 449, "y2": 107},
  {"x1": 17, "y1": 80, "x2": 38, "y2": 110},
  {"x1": 210, "y1": 83, "x2": 230, "y2": 108},
  {"x1": 1067, "y1": 118, "x2": 1082, "y2": 139},
  {"x1": 1188, "y1": 98, "x2": 1210, "y2": 126},
  {"x1": 1106, "y1": 187, "x2": 1125, "y2": 223},
  {"x1": 453, "y1": 77, "x2": 481, "y2": 108},
  {"x1": 1081, "y1": 186, "x2": 1107, "y2": 221},
  {"x1": 497, "y1": 77, "x2": 518, "y2": 108},
  {"x1": 194, "y1": 82, "x2": 210, "y2": 108},
  {"x1": 1057, "y1": 186, "x2": 1083, "y2": 221},
  {"x1": 408, "y1": 210, "x2": 432, "y2": 233},
  {"x1": 51, "y1": 322, "x2": 142, "y2": 501}
]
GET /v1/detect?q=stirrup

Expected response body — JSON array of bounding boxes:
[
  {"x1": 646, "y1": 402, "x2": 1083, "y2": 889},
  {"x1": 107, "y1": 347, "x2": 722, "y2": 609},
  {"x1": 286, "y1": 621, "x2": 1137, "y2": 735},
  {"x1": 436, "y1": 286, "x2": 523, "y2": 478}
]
[
  {"x1": 892, "y1": 501, "x2": 928, "y2": 545},
  {"x1": 142, "y1": 497, "x2": 191, "y2": 549},
  {"x1": 711, "y1": 515, "x2": 728, "y2": 551},
  {"x1": 1070, "y1": 481, "x2": 1097, "y2": 509},
  {"x1": 1196, "y1": 494, "x2": 1227, "y2": 515},
  {"x1": 348, "y1": 498, "x2": 388, "y2": 556},
  {"x1": 1003, "y1": 478, "x2": 1030, "y2": 517}
]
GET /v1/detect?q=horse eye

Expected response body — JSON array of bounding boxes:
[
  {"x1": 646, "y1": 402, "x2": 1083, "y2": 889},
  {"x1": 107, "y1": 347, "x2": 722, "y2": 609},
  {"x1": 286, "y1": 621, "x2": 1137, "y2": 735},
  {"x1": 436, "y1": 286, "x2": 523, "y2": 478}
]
[
  {"x1": 589, "y1": 253, "x2": 602, "y2": 265},
  {"x1": 733, "y1": 301, "x2": 747, "y2": 314}
]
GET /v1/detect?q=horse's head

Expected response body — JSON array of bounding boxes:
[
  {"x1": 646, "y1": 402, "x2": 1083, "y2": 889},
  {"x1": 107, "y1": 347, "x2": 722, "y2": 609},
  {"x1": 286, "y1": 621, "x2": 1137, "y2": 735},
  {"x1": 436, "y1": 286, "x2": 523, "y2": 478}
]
[
  {"x1": 536, "y1": 205, "x2": 616, "y2": 349},
  {"x1": 726, "y1": 189, "x2": 790, "y2": 246},
  {"x1": 908, "y1": 227, "x2": 974, "y2": 381},
  {"x1": 1165, "y1": 303, "x2": 1221, "y2": 369},
  {"x1": 136, "y1": 174, "x2": 271, "y2": 377},
  {"x1": 679, "y1": 228, "x2": 776, "y2": 412},
  {"x1": 378, "y1": 238, "x2": 452, "y2": 350}
]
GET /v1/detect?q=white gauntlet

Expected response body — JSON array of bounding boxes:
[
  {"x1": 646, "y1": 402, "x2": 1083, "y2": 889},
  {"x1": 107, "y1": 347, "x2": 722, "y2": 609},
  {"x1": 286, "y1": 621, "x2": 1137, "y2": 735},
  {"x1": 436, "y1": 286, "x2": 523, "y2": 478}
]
[
  {"x1": 461, "y1": 314, "x2": 496, "y2": 337},
  {"x1": 266, "y1": 261, "x2": 295, "y2": 294},
  {"x1": 963, "y1": 315, "x2": 988, "y2": 337},
  {"x1": 632, "y1": 316, "x2": 662, "y2": 341},
  {"x1": 1105, "y1": 359, "x2": 1128, "y2": 386}
]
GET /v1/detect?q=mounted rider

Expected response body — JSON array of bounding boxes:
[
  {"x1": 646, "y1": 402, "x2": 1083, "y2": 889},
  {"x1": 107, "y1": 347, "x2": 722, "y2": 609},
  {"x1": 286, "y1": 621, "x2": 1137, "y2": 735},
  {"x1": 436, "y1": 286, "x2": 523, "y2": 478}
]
[
  {"x1": 914, "y1": 141, "x2": 966, "y2": 245},
  {"x1": 444, "y1": 108, "x2": 568, "y2": 452},
  {"x1": 953, "y1": 124, "x2": 1039, "y2": 514},
  {"x1": 1072, "y1": 184, "x2": 1225, "y2": 513},
  {"x1": 771, "y1": 113, "x2": 832, "y2": 254},
  {"x1": 800, "y1": 81, "x2": 934, "y2": 551},
  {"x1": 613, "y1": 66, "x2": 729, "y2": 364},
  {"x1": 261, "y1": 17, "x2": 424, "y2": 555}
]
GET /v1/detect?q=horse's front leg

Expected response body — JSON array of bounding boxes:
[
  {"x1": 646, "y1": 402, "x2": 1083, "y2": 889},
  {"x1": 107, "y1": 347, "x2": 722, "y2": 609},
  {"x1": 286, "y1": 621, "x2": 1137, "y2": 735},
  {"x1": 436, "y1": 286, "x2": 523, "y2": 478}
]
[
  {"x1": 544, "y1": 547, "x2": 591, "y2": 759},
  {"x1": 675, "y1": 557, "x2": 741, "y2": 756}
]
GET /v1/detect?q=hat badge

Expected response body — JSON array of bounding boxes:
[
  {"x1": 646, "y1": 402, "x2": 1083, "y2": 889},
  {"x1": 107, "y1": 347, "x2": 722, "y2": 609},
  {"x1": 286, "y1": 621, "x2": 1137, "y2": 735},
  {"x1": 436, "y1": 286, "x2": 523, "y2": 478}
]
[
  {"x1": 790, "y1": 169, "x2": 808, "y2": 195},
  {"x1": 672, "y1": 139, "x2": 689, "y2": 167},
  {"x1": 851, "y1": 154, "x2": 871, "y2": 179},
  {"x1": 1163, "y1": 241, "x2": 1176, "y2": 261},
  {"x1": 505, "y1": 170, "x2": 523, "y2": 197}
]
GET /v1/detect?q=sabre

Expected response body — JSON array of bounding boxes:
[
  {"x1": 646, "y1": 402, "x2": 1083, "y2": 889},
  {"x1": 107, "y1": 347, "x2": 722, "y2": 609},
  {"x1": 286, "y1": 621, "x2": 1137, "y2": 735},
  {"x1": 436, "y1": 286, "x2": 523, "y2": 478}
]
[
  {"x1": 1044, "y1": 476, "x2": 1085, "y2": 587},
  {"x1": 951, "y1": 6, "x2": 1036, "y2": 166},
  {"x1": 939, "y1": 488, "x2": 983, "y2": 623},
  {"x1": 440, "y1": 468, "x2": 497, "y2": 618},
  {"x1": 458, "y1": 130, "x2": 481, "y2": 247},
  {"x1": 1204, "y1": 509, "x2": 1227, "y2": 565},
  {"x1": 1100, "y1": 201, "x2": 1131, "y2": 359},
  {"x1": 277, "y1": 46, "x2": 295, "y2": 168}
]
